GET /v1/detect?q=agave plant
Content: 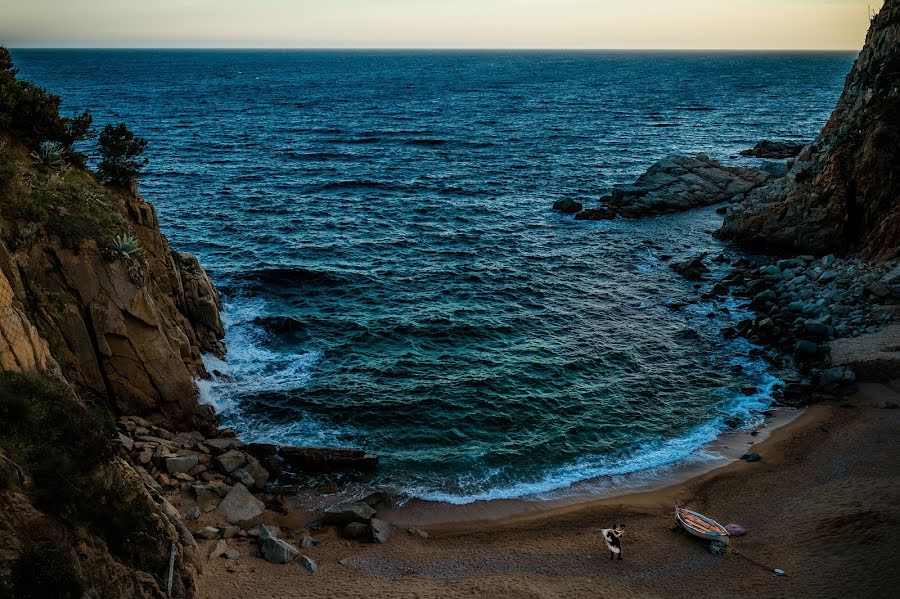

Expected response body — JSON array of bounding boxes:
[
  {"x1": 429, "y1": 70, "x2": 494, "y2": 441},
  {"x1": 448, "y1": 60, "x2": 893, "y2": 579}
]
[
  {"x1": 113, "y1": 232, "x2": 145, "y2": 260},
  {"x1": 31, "y1": 141, "x2": 65, "y2": 170},
  {"x1": 14, "y1": 223, "x2": 38, "y2": 249}
]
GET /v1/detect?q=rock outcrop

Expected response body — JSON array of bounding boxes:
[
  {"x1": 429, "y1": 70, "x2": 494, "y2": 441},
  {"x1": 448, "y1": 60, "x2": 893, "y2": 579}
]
[
  {"x1": 586, "y1": 155, "x2": 775, "y2": 219},
  {"x1": 720, "y1": 1, "x2": 900, "y2": 262},
  {"x1": 739, "y1": 140, "x2": 806, "y2": 159}
]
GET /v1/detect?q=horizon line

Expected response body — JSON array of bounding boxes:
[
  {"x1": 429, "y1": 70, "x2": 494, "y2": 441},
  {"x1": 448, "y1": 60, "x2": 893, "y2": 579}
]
[{"x1": 8, "y1": 46, "x2": 862, "y2": 53}]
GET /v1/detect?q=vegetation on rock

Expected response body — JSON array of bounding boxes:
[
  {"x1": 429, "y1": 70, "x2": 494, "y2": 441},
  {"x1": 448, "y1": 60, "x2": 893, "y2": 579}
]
[{"x1": 97, "y1": 123, "x2": 148, "y2": 187}]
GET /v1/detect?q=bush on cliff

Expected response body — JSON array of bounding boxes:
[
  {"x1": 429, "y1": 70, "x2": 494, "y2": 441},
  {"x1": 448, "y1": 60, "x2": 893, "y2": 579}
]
[
  {"x1": 0, "y1": 372, "x2": 113, "y2": 518},
  {"x1": 96, "y1": 123, "x2": 147, "y2": 186}
]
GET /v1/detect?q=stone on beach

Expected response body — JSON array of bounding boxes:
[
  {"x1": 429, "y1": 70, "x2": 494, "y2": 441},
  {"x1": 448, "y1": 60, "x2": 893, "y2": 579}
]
[
  {"x1": 324, "y1": 502, "x2": 376, "y2": 526},
  {"x1": 258, "y1": 525, "x2": 300, "y2": 564},
  {"x1": 217, "y1": 482, "x2": 265, "y2": 528},
  {"x1": 370, "y1": 518, "x2": 394, "y2": 543}
]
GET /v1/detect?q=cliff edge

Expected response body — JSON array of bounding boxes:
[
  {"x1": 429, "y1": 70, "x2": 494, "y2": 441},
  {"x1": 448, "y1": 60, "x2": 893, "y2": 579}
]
[{"x1": 719, "y1": 0, "x2": 900, "y2": 262}]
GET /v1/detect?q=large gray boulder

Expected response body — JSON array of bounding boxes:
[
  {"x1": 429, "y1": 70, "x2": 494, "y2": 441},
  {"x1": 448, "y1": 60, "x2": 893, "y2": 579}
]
[{"x1": 217, "y1": 483, "x2": 265, "y2": 528}]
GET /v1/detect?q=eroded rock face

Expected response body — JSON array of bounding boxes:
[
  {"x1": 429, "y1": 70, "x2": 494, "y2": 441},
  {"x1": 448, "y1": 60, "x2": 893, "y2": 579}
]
[
  {"x1": 720, "y1": 1, "x2": 900, "y2": 262},
  {"x1": 598, "y1": 155, "x2": 774, "y2": 218},
  {"x1": 0, "y1": 189, "x2": 224, "y2": 430}
]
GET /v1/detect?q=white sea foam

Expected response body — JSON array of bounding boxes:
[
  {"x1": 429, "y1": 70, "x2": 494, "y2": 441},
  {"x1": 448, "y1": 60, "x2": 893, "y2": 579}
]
[{"x1": 197, "y1": 296, "x2": 349, "y2": 446}]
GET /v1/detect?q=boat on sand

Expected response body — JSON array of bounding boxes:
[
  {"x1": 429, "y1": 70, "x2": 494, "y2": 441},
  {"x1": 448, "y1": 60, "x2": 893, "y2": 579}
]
[{"x1": 675, "y1": 506, "x2": 730, "y2": 544}]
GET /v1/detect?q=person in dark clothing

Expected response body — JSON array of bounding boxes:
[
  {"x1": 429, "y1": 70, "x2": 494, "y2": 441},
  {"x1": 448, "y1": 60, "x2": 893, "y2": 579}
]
[{"x1": 602, "y1": 524, "x2": 625, "y2": 560}]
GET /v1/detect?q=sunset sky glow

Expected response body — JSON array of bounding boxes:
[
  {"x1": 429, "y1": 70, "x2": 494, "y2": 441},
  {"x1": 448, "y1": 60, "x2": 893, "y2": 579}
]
[{"x1": 0, "y1": 0, "x2": 882, "y2": 49}]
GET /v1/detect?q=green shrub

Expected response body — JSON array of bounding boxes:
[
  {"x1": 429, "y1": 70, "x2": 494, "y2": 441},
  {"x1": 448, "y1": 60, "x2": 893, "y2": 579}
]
[
  {"x1": 10, "y1": 545, "x2": 84, "y2": 599},
  {"x1": 96, "y1": 123, "x2": 147, "y2": 186},
  {"x1": 0, "y1": 372, "x2": 113, "y2": 519}
]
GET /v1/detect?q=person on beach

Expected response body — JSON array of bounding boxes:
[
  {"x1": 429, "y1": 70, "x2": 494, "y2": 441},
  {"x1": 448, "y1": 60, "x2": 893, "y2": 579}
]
[{"x1": 601, "y1": 524, "x2": 625, "y2": 560}]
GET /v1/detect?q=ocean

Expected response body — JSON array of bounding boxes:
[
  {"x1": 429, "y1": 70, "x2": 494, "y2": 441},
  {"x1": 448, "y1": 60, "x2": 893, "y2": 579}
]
[{"x1": 13, "y1": 49, "x2": 854, "y2": 503}]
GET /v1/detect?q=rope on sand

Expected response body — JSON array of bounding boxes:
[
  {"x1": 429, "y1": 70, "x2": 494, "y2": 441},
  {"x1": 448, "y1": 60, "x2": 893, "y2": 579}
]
[{"x1": 731, "y1": 547, "x2": 787, "y2": 577}]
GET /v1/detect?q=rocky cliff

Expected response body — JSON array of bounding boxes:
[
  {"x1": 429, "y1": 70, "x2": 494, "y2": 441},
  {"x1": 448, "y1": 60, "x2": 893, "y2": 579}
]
[
  {"x1": 0, "y1": 146, "x2": 224, "y2": 431},
  {"x1": 719, "y1": 1, "x2": 900, "y2": 262},
  {"x1": 0, "y1": 51, "x2": 225, "y2": 597}
]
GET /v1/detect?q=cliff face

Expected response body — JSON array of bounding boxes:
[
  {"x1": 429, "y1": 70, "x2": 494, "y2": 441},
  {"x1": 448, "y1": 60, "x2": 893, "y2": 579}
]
[
  {"x1": 0, "y1": 158, "x2": 223, "y2": 431},
  {"x1": 719, "y1": 1, "x2": 900, "y2": 262}
]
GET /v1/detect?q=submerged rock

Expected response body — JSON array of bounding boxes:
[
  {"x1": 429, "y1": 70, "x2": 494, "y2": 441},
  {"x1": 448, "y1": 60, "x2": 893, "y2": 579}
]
[
  {"x1": 552, "y1": 199, "x2": 583, "y2": 214},
  {"x1": 671, "y1": 255, "x2": 710, "y2": 281}
]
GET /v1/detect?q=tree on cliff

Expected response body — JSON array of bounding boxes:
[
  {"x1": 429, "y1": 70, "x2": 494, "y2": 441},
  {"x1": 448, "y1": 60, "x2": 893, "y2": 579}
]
[
  {"x1": 0, "y1": 46, "x2": 94, "y2": 159},
  {"x1": 96, "y1": 123, "x2": 148, "y2": 186}
]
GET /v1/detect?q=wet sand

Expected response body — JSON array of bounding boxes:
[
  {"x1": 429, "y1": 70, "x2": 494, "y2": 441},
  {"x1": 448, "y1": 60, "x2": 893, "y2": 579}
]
[{"x1": 199, "y1": 381, "x2": 900, "y2": 598}]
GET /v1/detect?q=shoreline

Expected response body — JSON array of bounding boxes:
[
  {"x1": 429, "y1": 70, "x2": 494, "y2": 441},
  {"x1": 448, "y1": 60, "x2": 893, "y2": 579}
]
[
  {"x1": 377, "y1": 408, "x2": 803, "y2": 528},
  {"x1": 199, "y1": 381, "x2": 900, "y2": 598}
]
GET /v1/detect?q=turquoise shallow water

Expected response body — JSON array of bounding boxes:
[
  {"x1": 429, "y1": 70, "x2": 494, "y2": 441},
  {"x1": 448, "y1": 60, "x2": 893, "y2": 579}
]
[{"x1": 14, "y1": 50, "x2": 853, "y2": 502}]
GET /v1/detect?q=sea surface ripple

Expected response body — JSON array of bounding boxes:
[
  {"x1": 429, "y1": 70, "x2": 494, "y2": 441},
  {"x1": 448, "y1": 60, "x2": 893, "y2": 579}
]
[{"x1": 15, "y1": 50, "x2": 853, "y2": 503}]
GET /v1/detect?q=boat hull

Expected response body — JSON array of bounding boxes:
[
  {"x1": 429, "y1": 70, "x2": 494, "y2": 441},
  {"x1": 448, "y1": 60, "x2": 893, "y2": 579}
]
[{"x1": 675, "y1": 508, "x2": 730, "y2": 545}]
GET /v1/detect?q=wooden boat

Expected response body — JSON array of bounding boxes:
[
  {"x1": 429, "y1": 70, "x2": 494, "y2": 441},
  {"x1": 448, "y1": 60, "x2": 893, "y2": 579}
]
[{"x1": 675, "y1": 506, "x2": 730, "y2": 544}]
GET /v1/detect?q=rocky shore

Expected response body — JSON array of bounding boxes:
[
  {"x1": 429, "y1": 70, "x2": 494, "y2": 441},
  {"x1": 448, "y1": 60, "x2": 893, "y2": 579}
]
[{"x1": 556, "y1": 1, "x2": 900, "y2": 402}]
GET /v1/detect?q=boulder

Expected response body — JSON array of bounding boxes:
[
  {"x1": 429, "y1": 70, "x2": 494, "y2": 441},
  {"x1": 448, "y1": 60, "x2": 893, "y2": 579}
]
[
  {"x1": 194, "y1": 526, "x2": 220, "y2": 540},
  {"x1": 740, "y1": 453, "x2": 762, "y2": 463},
  {"x1": 215, "y1": 449, "x2": 248, "y2": 474},
  {"x1": 552, "y1": 199, "x2": 583, "y2": 214},
  {"x1": 166, "y1": 455, "x2": 199, "y2": 475},
  {"x1": 299, "y1": 556, "x2": 318, "y2": 574},
  {"x1": 194, "y1": 482, "x2": 229, "y2": 511},
  {"x1": 370, "y1": 518, "x2": 394, "y2": 544},
  {"x1": 671, "y1": 256, "x2": 709, "y2": 281},
  {"x1": 819, "y1": 367, "x2": 856, "y2": 391},
  {"x1": 259, "y1": 526, "x2": 299, "y2": 564},
  {"x1": 830, "y1": 325, "x2": 900, "y2": 382},
  {"x1": 324, "y1": 503, "x2": 376, "y2": 526},
  {"x1": 725, "y1": 524, "x2": 748, "y2": 536},
  {"x1": 205, "y1": 437, "x2": 242, "y2": 452},
  {"x1": 217, "y1": 483, "x2": 265, "y2": 528},
  {"x1": 233, "y1": 456, "x2": 269, "y2": 490}
]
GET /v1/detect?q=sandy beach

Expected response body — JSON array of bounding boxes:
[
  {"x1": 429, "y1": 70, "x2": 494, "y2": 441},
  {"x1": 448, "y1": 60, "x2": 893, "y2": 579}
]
[{"x1": 197, "y1": 381, "x2": 900, "y2": 599}]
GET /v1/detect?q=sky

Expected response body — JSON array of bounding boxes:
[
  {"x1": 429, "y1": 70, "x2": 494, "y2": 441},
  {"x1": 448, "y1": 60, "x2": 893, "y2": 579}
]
[{"x1": 0, "y1": 0, "x2": 883, "y2": 50}]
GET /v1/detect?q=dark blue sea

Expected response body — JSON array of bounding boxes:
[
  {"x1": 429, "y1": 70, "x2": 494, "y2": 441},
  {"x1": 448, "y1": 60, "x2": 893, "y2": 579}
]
[{"x1": 13, "y1": 50, "x2": 854, "y2": 503}]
